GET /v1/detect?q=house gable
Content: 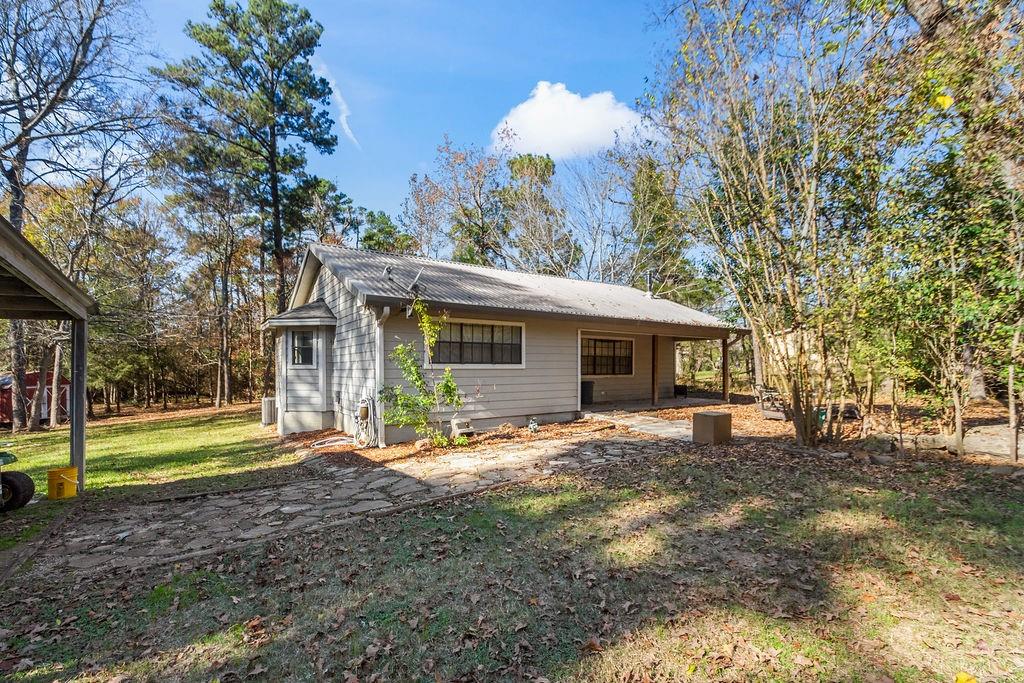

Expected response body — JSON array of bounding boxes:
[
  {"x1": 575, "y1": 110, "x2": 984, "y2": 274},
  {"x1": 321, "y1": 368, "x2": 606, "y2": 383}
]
[{"x1": 309, "y1": 262, "x2": 378, "y2": 436}]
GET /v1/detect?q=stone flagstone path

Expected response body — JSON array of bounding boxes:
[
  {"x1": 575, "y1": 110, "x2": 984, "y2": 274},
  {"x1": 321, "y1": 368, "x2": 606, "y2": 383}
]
[{"x1": 25, "y1": 428, "x2": 672, "y2": 578}]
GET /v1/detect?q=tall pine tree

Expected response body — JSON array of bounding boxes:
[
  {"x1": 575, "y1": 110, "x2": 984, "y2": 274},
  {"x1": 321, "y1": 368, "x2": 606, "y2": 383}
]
[{"x1": 155, "y1": 0, "x2": 337, "y2": 313}]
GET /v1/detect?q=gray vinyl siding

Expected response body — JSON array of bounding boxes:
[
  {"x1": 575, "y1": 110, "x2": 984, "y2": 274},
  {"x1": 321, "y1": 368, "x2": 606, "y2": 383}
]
[
  {"x1": 382, "y1": 313, "x2": 579, "y2": 424},
  {"x1": 311, "y1": 266, "x2": 376, "y2": 433},
  {"x1": 380, "y1": 314, "x2": 684, "y2": 433},
  {"x1": 275, "y1": 332, "x2": 285, "y2": 402},
  {"x1": 280, "y1": 324, "x2": 328, "y2": 412},
  {"x1": 282, "y1": 288, "x2": 689, "y2": 440},
  {"x1": 285, "y1": 361, "x2": 321, "y2": 409}
]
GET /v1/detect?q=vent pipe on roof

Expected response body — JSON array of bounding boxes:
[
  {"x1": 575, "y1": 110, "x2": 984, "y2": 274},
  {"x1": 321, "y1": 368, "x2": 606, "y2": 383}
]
[
  {"x1": 408, "y1": 267, "x2": 423, "y2": 295},
  {"x1": 645, "y1": 270, "x2": 655, "y2": 298}
]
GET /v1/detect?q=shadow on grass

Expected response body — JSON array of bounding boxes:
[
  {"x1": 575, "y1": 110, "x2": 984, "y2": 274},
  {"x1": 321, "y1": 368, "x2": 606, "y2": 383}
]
[
  {"x1": 0, "y1": 408, "x2": 309, "y2": 559},
  {"x1": 5, "y1": 408, "x2": 300, "y2": 498},
  {"x1": 3, "y1": 435, "x2": 1023, "y2": 681}
]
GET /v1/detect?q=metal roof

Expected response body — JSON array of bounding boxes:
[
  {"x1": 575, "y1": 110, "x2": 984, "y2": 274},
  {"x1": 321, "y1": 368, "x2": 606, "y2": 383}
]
[
  {"x1": 264, "y1": 299, "x2": 336, "y2": 328},
  {"x1": 309, "y1": 245, "x2": 739, "y2": 335}
]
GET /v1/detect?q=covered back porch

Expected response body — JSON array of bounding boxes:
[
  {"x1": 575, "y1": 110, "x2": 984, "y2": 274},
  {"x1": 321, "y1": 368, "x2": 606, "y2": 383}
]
[
  {"x1": 581, "y1": 394, "x2": 725, "y2": 414},
  {"x1": 575, "y1": 320, "x2": 747, "y2": 412}
]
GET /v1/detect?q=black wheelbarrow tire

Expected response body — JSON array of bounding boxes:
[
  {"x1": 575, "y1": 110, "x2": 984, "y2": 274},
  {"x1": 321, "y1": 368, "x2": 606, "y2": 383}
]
[{"x1": 1, "y1": 471, "x2": 35, "y2": 511}]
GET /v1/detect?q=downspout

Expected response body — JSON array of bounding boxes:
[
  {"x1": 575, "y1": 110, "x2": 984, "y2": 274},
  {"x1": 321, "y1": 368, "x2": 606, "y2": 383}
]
[{"x1": 375, "y1": 306, "x2": 392, "y2": 447}]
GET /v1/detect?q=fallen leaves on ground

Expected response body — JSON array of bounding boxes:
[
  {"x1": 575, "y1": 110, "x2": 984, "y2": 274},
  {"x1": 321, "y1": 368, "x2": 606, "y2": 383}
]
[{"x1": 2, "y1": 406, "x2": 1022, "y2": 681}]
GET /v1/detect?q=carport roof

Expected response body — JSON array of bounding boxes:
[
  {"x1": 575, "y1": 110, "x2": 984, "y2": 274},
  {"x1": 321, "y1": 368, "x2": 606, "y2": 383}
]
[
  {"x1": 0, "y1": 215, "x2": 93, "y2": 492},
  {"x1": 0, "y1": 215, "x2": 97, "y2": 320},
  {"x1": 293, "y1": 245, "x2": 743, "y2": 338}
]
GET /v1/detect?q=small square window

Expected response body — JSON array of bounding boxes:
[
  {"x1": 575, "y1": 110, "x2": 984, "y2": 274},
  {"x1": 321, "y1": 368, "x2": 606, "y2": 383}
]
[{"x1": 291, "y1": 331, "x2": 315, "y2": 366}]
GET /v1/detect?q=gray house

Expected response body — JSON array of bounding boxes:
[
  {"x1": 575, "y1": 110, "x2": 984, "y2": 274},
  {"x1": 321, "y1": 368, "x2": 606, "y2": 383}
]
[{"x1": 265, "y1": 245, "x2": 743, "y2": 444}]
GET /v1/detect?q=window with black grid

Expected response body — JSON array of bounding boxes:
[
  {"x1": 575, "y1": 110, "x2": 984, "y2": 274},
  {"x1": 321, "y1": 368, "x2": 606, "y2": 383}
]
[
  {"x1": 291, "y1": 331, "x2": 315, "y2": 365},
  {"x1": 432, "y1": 322, "x2": 523, "y2": 365},
  {"x1": 581, "y1": 337, "x2": 632, "y2": 375}
]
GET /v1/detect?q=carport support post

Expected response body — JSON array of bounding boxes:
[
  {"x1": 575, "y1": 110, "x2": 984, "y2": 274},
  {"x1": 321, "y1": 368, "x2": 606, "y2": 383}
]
[
  {"x1": 70, "y1": 317, "x2": 87, "y2": 491},
  {"x1": 721, "y1": 337, "x2": 730, "y2": 403}
]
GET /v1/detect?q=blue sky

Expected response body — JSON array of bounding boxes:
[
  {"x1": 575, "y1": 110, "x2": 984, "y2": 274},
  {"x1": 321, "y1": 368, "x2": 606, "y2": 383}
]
[{"x1": 142, "y1": 0, "x2": 663, "y2": 217}]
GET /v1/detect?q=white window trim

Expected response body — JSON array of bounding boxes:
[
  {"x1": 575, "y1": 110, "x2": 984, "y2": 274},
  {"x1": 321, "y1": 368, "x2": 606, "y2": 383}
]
[
  {"x1": 580, "y1": 333, "x2": 636, "y2": 378},
  {"x1": 423, "y1": 317, "x2": 527, "y2": 370},
  {"x1": 288, "y1": 329, "x2": 319, "y2": 369}
]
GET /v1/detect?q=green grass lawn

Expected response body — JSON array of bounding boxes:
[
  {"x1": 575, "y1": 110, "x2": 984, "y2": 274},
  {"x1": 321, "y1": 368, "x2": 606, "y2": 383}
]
[
  {"x1": 4, "y1": 437, "x2": 1022, "y2": 681},
  {"x1": 0, "y1": 405, "x2": 305, "y2": 550}
]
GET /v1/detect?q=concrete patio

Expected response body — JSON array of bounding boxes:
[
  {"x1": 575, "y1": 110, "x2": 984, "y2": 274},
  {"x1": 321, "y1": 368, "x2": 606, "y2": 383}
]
[
  {"x1": 583, "y1": 395, "x2": 724, "y2": 414},
  {"x1": 583, "y1": 396, "x2": 727, "y2": 440}
]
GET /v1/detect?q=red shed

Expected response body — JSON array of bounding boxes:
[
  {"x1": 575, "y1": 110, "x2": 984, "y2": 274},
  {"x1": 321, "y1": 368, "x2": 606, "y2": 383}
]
[{"x1": 0, "y1": 370, "x2": 70, "y2": 425}]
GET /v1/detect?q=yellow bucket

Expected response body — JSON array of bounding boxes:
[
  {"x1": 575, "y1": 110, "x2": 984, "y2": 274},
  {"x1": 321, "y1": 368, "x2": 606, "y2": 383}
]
[{"x1": 47, "y1": 467, "x2": 78, "y2": 500}]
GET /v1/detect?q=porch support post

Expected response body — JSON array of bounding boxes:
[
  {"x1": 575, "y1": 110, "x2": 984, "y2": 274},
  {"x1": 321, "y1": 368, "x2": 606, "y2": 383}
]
[
  {"x1": 70, "y1": 317, "x2": 87, "y2": 491},
  {"x1": 651, "y1": 335, "x2": 659, "y2": 405},
  {"x1": 721, "y1": 337, "x2": 730, "y2": 403}
]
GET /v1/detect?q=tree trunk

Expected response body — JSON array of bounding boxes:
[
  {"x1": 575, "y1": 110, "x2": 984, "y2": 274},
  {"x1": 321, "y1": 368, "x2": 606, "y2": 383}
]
[
  {"x1": 789, "y1": 377, "x2": 812, "y2": 446},
  {"x1": 5, "y1": 143, "x2": 30, "y2": 432},
  {"x1": 821, "y1": 373, "x2": 835, "y2": 441},
  {"x1": 860, "y1": 366, "x2": 875, "y2": 438},
  {"x1": 247, "y1": 343, "x2": 254, "y2": 402},
  {"x1": 220, "y1": 272, "x2": 233, "y2": 405},
  {"x1": 215, "y1": 359, "x2": 222, "y2": 409},
  {"x1": 268, "y1": 130, "x2": 288, "y2": 314},
  {"x1": 951, "y1": 385, "x2": 965, "y2": 456},
  {"x1": 225, "y1": 352, "x2": 233, "y2": 404},
  {"x1": 788, "y1": 343, "x2": 818, "y2": 446},
  {"x1": 262, "y1": 335, "x2": 275, "y2": 400},
  {"x1": 1010, "y1": 360, "x2": 1019, "y2": 463},
  {"x1": 743, "y1": 336, "x2": 754, "y2": 390},
  {"x1": 751, "y1": 331, "x2": 765, "y2": 388},
  {"x1": 27, "y1": 343, "x2": 54, "y2": 431},
  {"x1": 883, "y1": 374, "x2": 906, "y2": 450},
  {"x1": 49, "y1": 341, "x2": 63, "y2": 427},
  {"x1": 1010, "y1": 326, "x2": 1021, "y2": 462},
  {"x1": 258, "y1": 248, "x2": 267, "y2": 353},
  {"x1": 8, "y1": 321, "x2": 28, "y2": 432}
]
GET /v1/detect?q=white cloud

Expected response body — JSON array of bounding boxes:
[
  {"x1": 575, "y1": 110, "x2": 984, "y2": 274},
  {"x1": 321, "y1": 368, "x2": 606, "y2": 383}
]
[
  {"x1": 312, "y1": 58, "x2": 361, "y2": 150},
  {"x1": 491, "y1": 81, "x2": 643, "y2": 159}
]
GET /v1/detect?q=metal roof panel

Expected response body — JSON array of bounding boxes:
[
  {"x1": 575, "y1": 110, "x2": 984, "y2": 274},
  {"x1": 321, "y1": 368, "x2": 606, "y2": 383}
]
[{"x1": 311, "y1": 245, "x2": 736, "y2": 332}]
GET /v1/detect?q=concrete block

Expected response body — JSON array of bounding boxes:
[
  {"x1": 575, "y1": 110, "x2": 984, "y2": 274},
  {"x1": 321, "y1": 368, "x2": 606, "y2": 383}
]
[
  {"x1": 451, "y1": 416, "x2": 475, "y2": 438},
  {"x1": 693, "y1": 411, "x2": 732, "y2": 445}
]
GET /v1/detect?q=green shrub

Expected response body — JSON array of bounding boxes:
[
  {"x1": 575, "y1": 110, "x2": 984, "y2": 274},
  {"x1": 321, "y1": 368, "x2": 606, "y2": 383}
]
[{"x1": 378, "y1": 298, "x2": 463, "y2": 445}]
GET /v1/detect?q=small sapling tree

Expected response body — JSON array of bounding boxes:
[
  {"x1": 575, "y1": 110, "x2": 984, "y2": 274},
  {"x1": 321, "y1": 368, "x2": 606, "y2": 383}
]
[{"x1": 379, "y1": 299, "x2": 463, "y2": 447}]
